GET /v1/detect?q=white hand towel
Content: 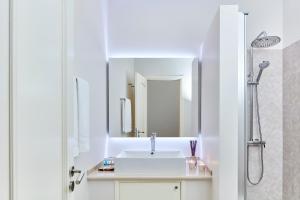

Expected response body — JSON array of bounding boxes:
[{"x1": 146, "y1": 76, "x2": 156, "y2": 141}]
[
  {"x1": 122, "y1": 98, "x2": 132, "y2": 133},
  {"x1": 77, "y1": 77, "x2": 90, "y2": 153}
]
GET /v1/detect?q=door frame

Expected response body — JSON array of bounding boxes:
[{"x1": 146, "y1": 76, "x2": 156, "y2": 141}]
[
  {"x1": 62, "y1": 0, "x2": 75, "y2": 199},
  {"x1": 0, "y1": 0, "x2": 10, "y2": 199}
]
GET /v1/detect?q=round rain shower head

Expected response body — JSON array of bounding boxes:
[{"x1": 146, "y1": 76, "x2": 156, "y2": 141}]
[{"x1": 251, "y1": 32, "x2": 281, "y2": 48}]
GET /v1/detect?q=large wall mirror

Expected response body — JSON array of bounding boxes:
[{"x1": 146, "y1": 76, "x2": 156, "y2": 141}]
[{"x1": 108, "y1": 58, "x2": 200, "y2": 137}]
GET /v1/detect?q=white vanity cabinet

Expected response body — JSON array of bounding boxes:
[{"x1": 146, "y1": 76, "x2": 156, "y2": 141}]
[
  {"x1": 88, "y1": 178, "x2": 212, "y2": 200},
  {"x1": 88, "y1": 162, "x2": 212, "y2": 200}
]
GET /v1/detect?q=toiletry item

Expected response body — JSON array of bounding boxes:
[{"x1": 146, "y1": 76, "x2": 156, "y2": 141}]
[
  {"x1": 198, "y1": 160, "x2": 206, "y2": 172},
  {"x1": 190, "y1": 140, "x2": 197, "y2": 156},
  {"x1": 103, "y1": 159, "x2": 113, "y2": 166},
  {"x1": 98, "y1": 166, "x2": 114, "y2": 172},
  {"x1": 188, "y1": 156, "x2": 198, "y2": 169},
  {"x1": 189, "y1": 140, "x2": 198, "y2": 169},
  {"x1": 98, "y1": 158, "x2": 115, "y2": 172}
]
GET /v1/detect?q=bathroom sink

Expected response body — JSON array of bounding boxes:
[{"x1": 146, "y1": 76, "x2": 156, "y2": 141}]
[{"x1": 114, "y1": 150, "x2": 186, "y2": 175}]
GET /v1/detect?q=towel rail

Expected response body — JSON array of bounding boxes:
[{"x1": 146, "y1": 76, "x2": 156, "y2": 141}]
[{"x1": 120, "y1": 98, "x2": 126, "y2": 133}]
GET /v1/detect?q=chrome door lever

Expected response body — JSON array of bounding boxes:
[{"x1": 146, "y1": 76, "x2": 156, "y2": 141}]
[
  {"x1": 69, "y1": 166, "x2": 85, "y2": 186},
  {"x1": 75, "y1": 172, "x2": 85, "y2": 185}
]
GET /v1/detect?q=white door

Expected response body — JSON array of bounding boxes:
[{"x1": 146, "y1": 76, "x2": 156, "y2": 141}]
[
  {"x1": 10, "y1": 0, "x2": 76, "y2": 200},
  {"x1": 119, "y1": 182, "x2": 181, "y2": 200},
  {"x1": 135, "y1": 73, "x2": 147, "y2": 137}
]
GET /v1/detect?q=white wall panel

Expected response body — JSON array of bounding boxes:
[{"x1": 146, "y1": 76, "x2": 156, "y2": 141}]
[
  {"x1": 201, "y1": 5, "x2": 244, "y2": 200},
  {"x1": 201, "y1": 11, "x2": 220, "y2": 200}
]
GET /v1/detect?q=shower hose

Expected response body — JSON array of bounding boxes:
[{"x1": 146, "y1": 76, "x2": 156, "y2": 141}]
[{"x1": 247, "y1": 85, "x2": 264, "y2": 185}]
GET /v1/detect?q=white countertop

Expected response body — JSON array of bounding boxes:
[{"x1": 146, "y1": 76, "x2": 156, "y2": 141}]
[{"x1": 87, "y1": 163, "x2": 212, "y2": 181}]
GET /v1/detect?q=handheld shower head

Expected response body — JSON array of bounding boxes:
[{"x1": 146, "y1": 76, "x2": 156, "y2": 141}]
[
  {"x1": 259, "y1": 61, "x2": 270, "y2": 69},
  {"x1": 256, "y1": 61, "x2": 270, "y2": 83}
]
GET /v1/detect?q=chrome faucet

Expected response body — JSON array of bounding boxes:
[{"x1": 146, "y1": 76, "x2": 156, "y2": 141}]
[{"x1": 150, "y1": 133, "x2": 157, "y2": 155}]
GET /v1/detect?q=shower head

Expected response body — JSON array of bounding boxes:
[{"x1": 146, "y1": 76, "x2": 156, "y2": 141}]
[
  {"x1": 251, "y1": 31, "x2": 281, "y2": 48},
  {"x1": 256, "y1": 61, "x2": 270, "y2": 83},
  {"x1": 259, "y1": 61, "x2": 270, "y2": 69}
]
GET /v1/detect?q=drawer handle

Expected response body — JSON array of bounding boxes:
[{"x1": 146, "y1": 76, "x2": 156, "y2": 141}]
[{"x1": 174, "y1": 186, "x2": 179, "y2": 190}]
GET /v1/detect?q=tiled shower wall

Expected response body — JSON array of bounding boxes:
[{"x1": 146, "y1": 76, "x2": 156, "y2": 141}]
[
  {"x1": 247, "y1": 49, "x2": 283, "y2": 200},
  {"x1": 283, "y1": 40, "x2": 300, "y2": 200}
]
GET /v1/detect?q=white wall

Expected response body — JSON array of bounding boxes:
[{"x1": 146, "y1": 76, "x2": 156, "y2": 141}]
[
  {"x1": 72, "y1": 0, "x2": 108, "y2": 199},
  {"x1": 0, "y1": 0, "x2": 10, "y2": 199},
  {"x1": 98, "y1": 0, "x2": 286, "y2": 73},
  {"x1": 283, "y1": 0, "x2": 300, "y2": 47},
  {"x1": 107, "y1": 0, "x2": 219, "y2": 57},
  {"x1": 239, "y1": 0, "x2": 283, "y2": 49},
  {"x1": 201, "y1": 11, "x2": 220, "y2": 200},
  {"x1": 107, "y1": 0, "x2": 284, "y2": 56},
  {"x1": 201, "y1": 5, "x2": 243, "y2": 200}
]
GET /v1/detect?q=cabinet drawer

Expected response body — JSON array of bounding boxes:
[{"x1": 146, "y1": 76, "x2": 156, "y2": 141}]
[{"x1": 118, "y1": 181, "x2": 181, "y2": 200}]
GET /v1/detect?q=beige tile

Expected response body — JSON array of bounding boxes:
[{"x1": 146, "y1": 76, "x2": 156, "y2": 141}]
[
  {"x1": 283, "y1": 40, "x2": 300, "y2": 200},
  {"x1": 247, "y1": 49, "x2": 283, "y2": 200}
]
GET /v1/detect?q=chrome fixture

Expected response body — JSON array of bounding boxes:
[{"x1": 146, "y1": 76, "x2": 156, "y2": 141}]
[
  {"x1": 251, "y1": 31, "x2": 281, "y2": 48},
  {"x1": 256, "y1": 61, "x2": 270, "y2": 83},
  {"x1": 150, "y1": 133, "x2": 157, "y2": 155},
  {"x1": 248, "y1": 61, "x2": 270, "y2": 85},
  {"x1": 69, "y1": 166, "x2": 85, "y2": 192},
  {"x1": 247, "y1": 31, "x2": 281, "y2": 185},
  {"x1": 134, "y1": 128, "x2": 144, "y2": 137}
]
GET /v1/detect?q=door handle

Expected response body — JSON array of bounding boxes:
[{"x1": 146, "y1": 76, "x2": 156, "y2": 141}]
[
  {"x1": 69, "y1": 166, "x2": 85, "y2": 186},
  {"x1": 75, "y1": 171, "x2": 85, "y2": 185},
  {"x1": 134, "y1": 128, "x2": 145, "y2": 137}
]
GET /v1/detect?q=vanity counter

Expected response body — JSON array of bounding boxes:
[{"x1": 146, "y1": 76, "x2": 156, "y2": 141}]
[
  {"x1": 87, "y1": 162, "x2": 212, "y2": 200},
  {"x1": 87, "y1": 165, "x2": 212, "y2": 181}
]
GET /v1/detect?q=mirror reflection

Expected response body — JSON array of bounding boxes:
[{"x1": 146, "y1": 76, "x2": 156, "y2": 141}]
[{"x1": 109, "y1": 58, "x2": 199, "y2": 137}]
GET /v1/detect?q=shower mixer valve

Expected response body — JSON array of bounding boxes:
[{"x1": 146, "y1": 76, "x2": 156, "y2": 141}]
[{"x1": 247, "y1": 139, "x2": 266, "y2": 148}]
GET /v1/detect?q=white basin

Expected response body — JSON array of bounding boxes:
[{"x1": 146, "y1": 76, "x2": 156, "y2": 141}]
[{"x1": 114, "y1": 150, "x2": 186, "y2": 175}]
